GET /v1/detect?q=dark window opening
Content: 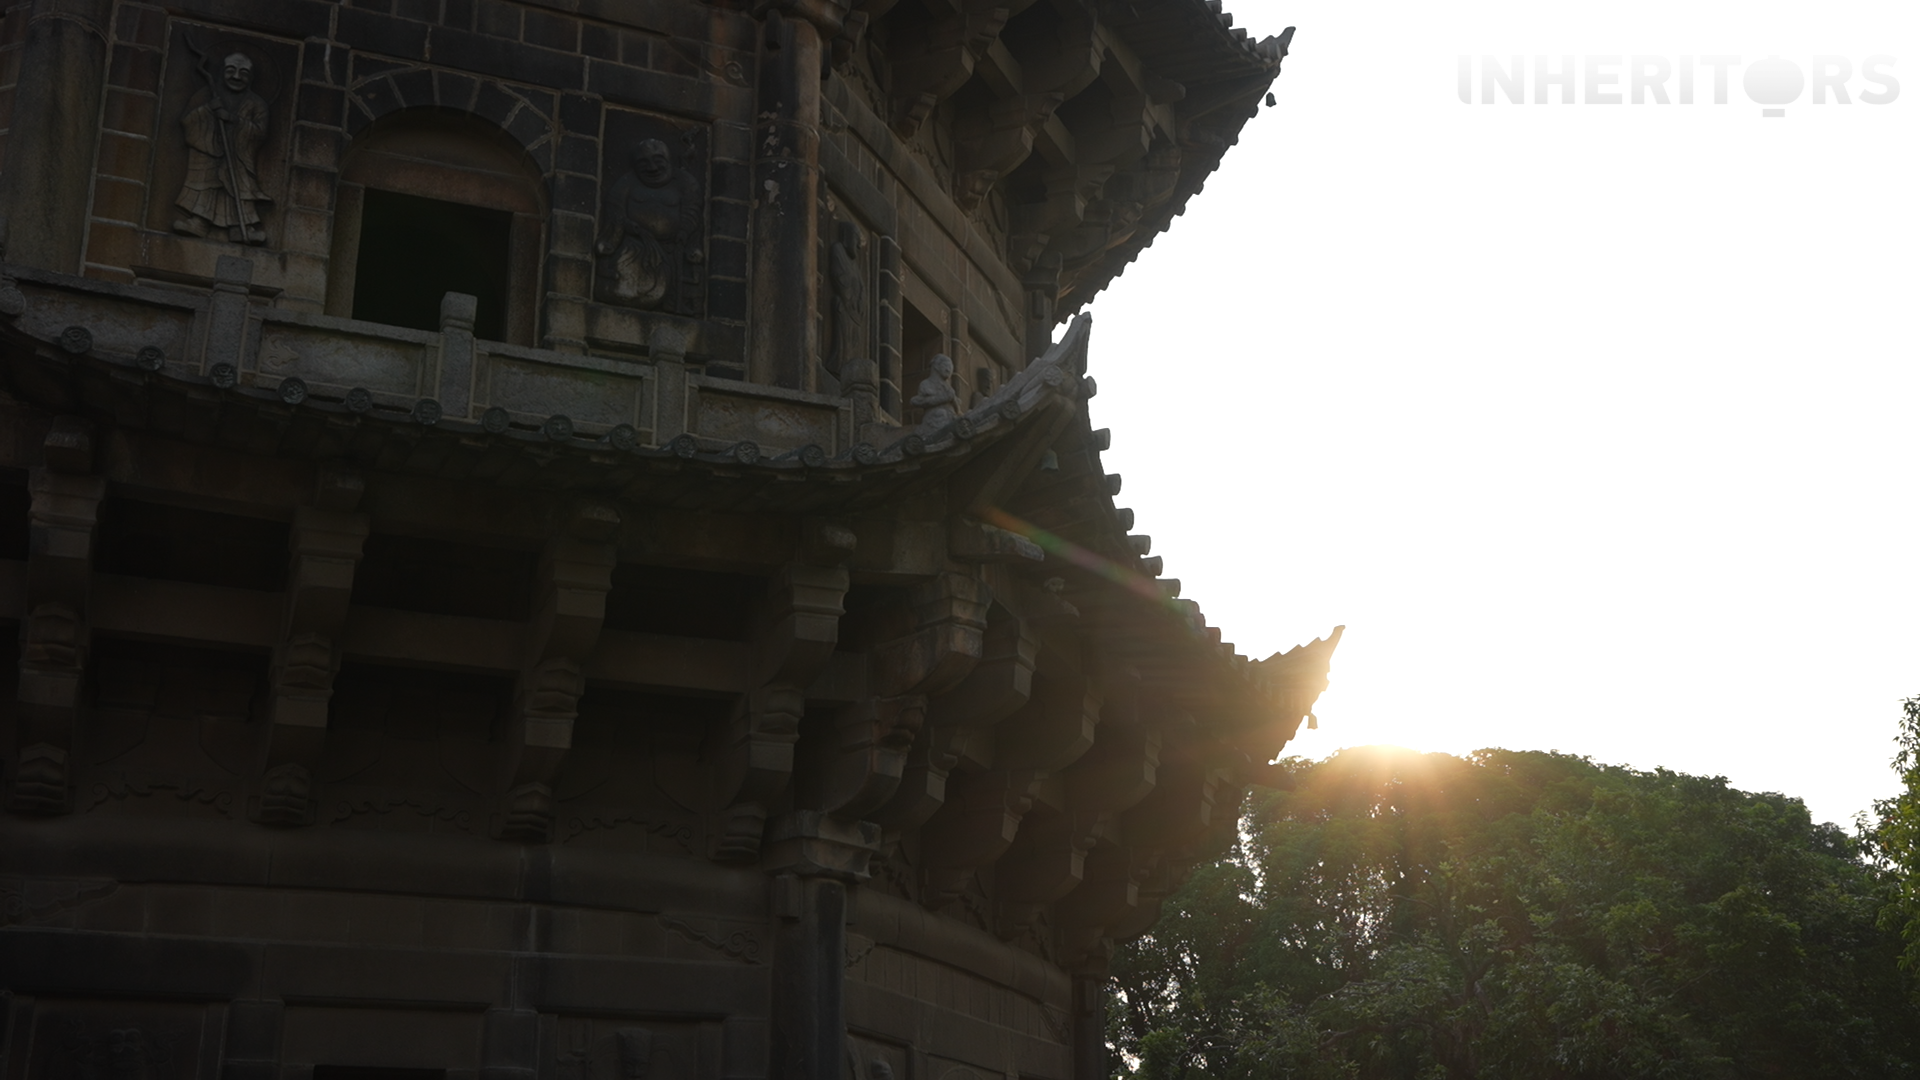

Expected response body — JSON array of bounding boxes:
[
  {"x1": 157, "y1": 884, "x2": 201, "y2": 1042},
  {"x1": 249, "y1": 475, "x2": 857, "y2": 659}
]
[
  {"x1": 573, "y1": 686, "x2": 733, "y2": 752},
  {"x1": 352, "y1": 188, "x2": 511, "y2": 340},
  {"x1": 329, "y1": 662, "x2": 513, "y2": 741},
  {"x1": 602, "y1": 564, "x2": 765, "y2": 641},
  {"x1": 90, "y1": 638, "x2": 268, "y2": 722},
  {"x1": 96, "y1": 500, "x2": 290, "y2": 592},
  {"x1": 0, "y1": 467, "x2": 29, "y2": 562},
  {"x1": 351, "y1": 533, "x2": 537, "y2": 622}
]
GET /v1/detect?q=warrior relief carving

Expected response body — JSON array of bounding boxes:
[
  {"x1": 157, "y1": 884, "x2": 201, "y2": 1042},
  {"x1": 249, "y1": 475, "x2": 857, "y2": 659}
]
[
  {"x1": 825, "y1": 219, "x2": 867, "y2": 377},
  {"x1": 172, "y1": 45, "x2": 271, "y2": 244},
  {"x1": 596, "y1": 138, "x2": 703, "y2": 312}
]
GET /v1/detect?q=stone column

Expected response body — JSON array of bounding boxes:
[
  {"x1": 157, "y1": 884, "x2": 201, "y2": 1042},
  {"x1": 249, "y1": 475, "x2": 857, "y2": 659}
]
[
  {"x1": 765, "y1": 812, "x2": 878, "y2": 1080},
  {"x1": 748, "y1": 0, "x2": 849, "y2": 391},
  {"x1": 1072, "y1": 971, "x2": 1107, "y2": 1080},
  {"x1": 0, "y1": 0, "x2": 113, "y2": 272}
]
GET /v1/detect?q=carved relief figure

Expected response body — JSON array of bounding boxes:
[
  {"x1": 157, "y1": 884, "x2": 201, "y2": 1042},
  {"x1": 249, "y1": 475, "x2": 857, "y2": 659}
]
[
  {"x1": 617, "y1": 1029, "x2": 652, "y2": 1080},
  {"x1": 30, "y1": 1018, "x2": 181, "y2": 1080},
  {"x1": 172, "y1": 48, "x2": 271, "y2": 244},
  {"x1": 596, "y1": 139, "x2": 702, "y2": 310},
  {"x1": 911, "y1": 353, "x2": 958, "y2": 430},
  {"x1": 826, "y1": 220, "x2": 866, "y2": 377}
]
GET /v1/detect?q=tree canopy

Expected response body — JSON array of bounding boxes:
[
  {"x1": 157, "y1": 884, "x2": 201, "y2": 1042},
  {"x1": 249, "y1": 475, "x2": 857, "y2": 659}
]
[
  {"x1": 1866, "y1": 698, "x2": 1920, "y2": 987},
  {"x1": 1110, "y1": 746, "x2": 1920, "y2": 1080}
]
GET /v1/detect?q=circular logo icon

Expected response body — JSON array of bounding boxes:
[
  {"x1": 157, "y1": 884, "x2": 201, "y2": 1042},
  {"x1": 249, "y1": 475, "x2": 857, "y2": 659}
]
[{"x1": 1744, "y1": 57, "x2": 1805, "y2": 106}]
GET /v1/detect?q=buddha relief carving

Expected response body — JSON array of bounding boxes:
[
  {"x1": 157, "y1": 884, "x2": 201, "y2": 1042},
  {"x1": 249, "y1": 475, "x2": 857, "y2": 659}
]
[
  {"x1": 596, "y1": 138, "x2": 703, "y2": 312},
  {"x1": 172, "y1": 45, "x2": 271, "y2": 244}
]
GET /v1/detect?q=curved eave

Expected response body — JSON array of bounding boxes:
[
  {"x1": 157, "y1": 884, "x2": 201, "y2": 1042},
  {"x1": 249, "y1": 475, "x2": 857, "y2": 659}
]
[
  {"x1": 1057, "y1": 19, "x2": 1291, "y2": 313},
  {"x1": 992, "y1": 320, "x2": 1337, "y2": 771},
  {"x1": 0, "y1": 314, "x2": 1089, "y2": 516},
  {"x1": 0, "y1": 305, "x2": 1334, "y2": 770}
]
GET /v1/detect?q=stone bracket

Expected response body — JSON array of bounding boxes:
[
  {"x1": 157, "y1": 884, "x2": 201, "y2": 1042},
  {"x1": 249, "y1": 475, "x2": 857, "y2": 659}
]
[
  {"x1": 762, "y1": 809, "x2": 881, "y2": 880},
  {"x1": 876, "y1": 609, "x2": 1039, "y2": 834},
  {"x1": 711, "y1": 563, "x2": 851, "y2": 860},
  {"x1": 9, "y1": 422, "x2": 103, "y2": 817},
  {"x1": 499, "y1": 502, "x2": 620, "y2": 842},
  {"x1": 259, "y1": 477, "x2": 368, "y2": 827}
]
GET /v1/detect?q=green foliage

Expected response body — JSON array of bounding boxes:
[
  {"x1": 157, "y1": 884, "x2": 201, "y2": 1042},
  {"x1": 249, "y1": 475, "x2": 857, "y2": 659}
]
[
  {"x1": 1110, "y1": 747, "x2": 1920, "y2": 1080},
  {"x1": 1866, "y1": 697, "x2": 1920, "y2": 984}
]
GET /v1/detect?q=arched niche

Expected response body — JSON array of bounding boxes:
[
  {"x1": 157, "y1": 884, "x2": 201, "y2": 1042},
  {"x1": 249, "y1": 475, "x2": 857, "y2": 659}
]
[{"x1": 325, "y1": 110, "x2": 546, "y2": 346}]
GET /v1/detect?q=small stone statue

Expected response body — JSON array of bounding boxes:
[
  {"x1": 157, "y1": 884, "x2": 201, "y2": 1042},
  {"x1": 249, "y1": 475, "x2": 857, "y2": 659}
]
[
  {"x1": 911, "y1": 353, "x2": 957, "y2": 430},
  {"x1": 616, "y1": 1028, "x2": 652, "y2": 1080},
  {"x1": 173, "y1": 48, "x2": 271, "y2": 244},
  {"x1": 596, "y1": 138, "x2": 702, "y2": 310},
  {"x1": 825, "y1": 220, "x2": 865, "y2": 377}
]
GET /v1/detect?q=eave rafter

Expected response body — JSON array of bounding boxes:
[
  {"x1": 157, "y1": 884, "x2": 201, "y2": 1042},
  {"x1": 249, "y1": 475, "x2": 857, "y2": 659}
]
[{"x1": 846, "y1": 0, "x2": 1290, "y2": 324}]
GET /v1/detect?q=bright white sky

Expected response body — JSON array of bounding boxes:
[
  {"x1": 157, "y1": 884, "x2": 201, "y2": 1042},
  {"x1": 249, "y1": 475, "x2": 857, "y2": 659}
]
[{"x1": 1084, "y1": 0, "x2": 1920, "y2": 827}]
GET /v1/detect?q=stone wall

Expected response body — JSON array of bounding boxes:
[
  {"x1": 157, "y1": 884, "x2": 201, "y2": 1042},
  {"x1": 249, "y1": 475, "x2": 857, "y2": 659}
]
[{"x1": 62, "y1": 0, "x2": 1026, "y2": 399}]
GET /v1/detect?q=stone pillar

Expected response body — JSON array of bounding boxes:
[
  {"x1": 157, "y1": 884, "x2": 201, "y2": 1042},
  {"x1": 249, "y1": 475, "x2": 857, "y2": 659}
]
[
  {"x1": 203, "y1": 254, "x2": 255, "y2": 375},
  {"x1": 0, "y1": 0, "x2": 112, "y2": 272},
  {"x1": 765, "y1": 812, "x2": 878, "y2": 1080},
  {"x1": 748, "y1": 0, "x2": 849, "y2": 391},
  {"x1": 875, "y1": 235, "x2": 903, "y2": 417},
  {"x1": 437, "y1": 291, "x2": 478, "y2": 420},
  {"x1": 1072, "y1": 972, "x2": 1107, "y2": 1080},
  {"x1": 769, "y1": 873, "x2": 846, "y2": 1080}
]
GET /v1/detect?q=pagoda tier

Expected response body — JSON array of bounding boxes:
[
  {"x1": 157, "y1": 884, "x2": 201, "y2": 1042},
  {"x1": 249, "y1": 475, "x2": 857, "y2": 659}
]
[{"x1": 0, "y1": 1, "x2": 1330, "y2": 1079}]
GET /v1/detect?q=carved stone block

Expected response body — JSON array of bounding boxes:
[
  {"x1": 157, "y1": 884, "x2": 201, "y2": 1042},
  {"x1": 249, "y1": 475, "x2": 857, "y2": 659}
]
[
  {"x1": 596, "y1": 110, "x2": 710, "y2": 318},
  {"x1": 7, "y1": 741, "x2": 70, "y2": 815},
  {"x1": 23, "y1": 1000, "x2": 210, "y2": 1080},
  {"x1": 149, "y1": 27, "x2": 300, "y2": 251}
]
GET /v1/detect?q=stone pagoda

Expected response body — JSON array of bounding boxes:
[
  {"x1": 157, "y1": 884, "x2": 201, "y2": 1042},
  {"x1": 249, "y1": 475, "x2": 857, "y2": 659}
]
[{"x1": 0, "y1": 1, "x2": 1337, "y2": 1079}]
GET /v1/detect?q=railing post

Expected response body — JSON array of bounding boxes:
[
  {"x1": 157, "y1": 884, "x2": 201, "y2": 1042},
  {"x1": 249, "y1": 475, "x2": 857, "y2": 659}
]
[
  {"x1": 438, "y1": 291, "x2": 479, "y2": 420},
  {"x1": 203, "y1": 254, "x2": 254, "y2": 376}
]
